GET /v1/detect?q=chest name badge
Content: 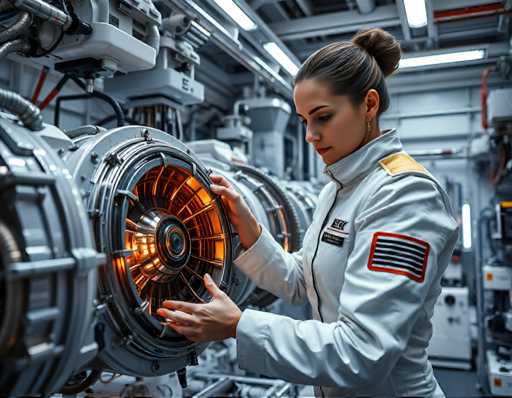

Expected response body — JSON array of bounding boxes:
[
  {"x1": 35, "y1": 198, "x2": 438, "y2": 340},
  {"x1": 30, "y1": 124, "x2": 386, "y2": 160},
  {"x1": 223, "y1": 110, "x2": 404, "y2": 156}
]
[{"x1": 321, "y1": 218, "x2": 349, "y2": 247}]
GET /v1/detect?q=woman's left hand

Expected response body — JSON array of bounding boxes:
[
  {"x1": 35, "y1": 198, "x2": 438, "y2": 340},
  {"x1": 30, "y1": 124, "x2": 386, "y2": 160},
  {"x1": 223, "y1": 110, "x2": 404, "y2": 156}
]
[{"x1": 157, "y1": 273, "x2": 242, "y2": 342}]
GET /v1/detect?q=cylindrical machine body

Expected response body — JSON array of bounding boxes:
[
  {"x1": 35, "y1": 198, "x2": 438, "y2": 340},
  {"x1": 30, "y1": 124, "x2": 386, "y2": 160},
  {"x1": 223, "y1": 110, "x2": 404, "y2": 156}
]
[
  {"x1": 46, "y1": 126, "x2": 234, "y2": 376},
  {"x1": 0, "y1": 114, "x2": 103, "y2": 396}
]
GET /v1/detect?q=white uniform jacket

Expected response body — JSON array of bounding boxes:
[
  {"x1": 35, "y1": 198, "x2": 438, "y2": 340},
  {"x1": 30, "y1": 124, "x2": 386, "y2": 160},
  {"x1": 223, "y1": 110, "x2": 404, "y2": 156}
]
[{"x1": 233, "y1": 129, "x2": 459, "y2": 397}]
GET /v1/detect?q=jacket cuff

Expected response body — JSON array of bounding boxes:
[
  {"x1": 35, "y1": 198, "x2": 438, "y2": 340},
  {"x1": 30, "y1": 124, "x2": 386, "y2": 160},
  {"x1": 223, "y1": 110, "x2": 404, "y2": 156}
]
[
  {"x1": 235, "y1": 309, "x2": 270, "y2": 373},
  {"x1": 233, "y1": 225, "x2": 276, "y2": 272}
]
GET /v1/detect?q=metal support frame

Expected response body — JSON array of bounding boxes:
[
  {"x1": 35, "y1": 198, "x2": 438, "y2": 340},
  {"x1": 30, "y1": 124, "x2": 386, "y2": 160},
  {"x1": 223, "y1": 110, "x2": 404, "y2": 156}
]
[
  {"x1": 268, "y1": 4, "x2": 400, "y2": 41},
  {"x1": 425, "y1": 0, "x2": 438, "y2": 47},
  {"x1": 395, "y1": 0, "x2": 412, "y2": 42},
  {"x1": 160, "y1": 0, "x2": 294, "y2": 96}
]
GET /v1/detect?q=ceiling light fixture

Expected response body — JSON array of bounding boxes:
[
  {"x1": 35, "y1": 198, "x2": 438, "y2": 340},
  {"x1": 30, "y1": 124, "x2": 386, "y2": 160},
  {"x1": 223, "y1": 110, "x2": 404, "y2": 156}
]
[
  {"x1": 399, "y1": 49, "x2": 486, "y2": 69},
  {"x1": 462, "y1": 203, "x2": 472, "y2": 249},
  {"x1": 213, "y1": 0, "x2": 257, "y2": 31},
  {"x1": 403, "y1": 0, "x2": 428, "y2": 28},
  {"x1": 263, "y1": 42, "x2": 299, "y2": 76}
]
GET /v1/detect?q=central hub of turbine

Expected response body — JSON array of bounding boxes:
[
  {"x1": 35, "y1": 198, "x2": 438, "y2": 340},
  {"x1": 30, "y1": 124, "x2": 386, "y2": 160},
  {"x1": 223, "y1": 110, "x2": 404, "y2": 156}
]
[{"x1": 157, "y1": 216, "x2": 191, "y2": 272}]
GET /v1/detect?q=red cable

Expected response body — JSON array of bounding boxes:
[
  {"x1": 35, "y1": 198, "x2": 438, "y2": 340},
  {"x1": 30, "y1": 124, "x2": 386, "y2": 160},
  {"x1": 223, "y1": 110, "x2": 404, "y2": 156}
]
[
  {"x1": 481, "y1": 67, "x2": 493, "y2": 130},
  {"x1": 490, "y1": 143, "x2": 507, "y2": 185},
  {"x1": 434, "y1": 3, "x2": 505, "y2": 23},
  {"x1": 38, "y1": 75, "x2": 69, "y2": 111},
  {"x1": 31, "y1": 66, "x2": 49, "y2": 104}
]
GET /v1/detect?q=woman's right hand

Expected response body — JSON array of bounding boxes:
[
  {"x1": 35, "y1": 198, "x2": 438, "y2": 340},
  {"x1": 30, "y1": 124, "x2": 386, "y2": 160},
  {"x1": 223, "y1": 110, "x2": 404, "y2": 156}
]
[{"x1": 210, "y1": 174, "x2": 261, "y2": 250}]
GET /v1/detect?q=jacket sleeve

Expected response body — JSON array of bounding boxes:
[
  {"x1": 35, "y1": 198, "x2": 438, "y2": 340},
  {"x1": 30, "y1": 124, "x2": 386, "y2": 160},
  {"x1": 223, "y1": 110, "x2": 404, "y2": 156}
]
[
  {"x1": 235, "y1": 176, "x2": 459, "y2": 390},
  {"x1": 233, "y1": 225, "x2": 307, "y2": 304}
]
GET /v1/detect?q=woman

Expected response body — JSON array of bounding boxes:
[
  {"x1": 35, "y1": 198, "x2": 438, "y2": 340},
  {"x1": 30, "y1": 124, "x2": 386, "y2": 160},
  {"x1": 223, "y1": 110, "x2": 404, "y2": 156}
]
[{"x1": 157, "y1": 28, "x2": 458, "y2": 397}]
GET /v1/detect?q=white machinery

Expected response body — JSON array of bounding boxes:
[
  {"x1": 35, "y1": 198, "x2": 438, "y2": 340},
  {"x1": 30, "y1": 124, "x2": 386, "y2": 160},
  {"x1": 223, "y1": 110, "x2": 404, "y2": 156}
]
[
  {"x1": 1, "y1": 0, "x2": 161, "y2": 78},
  {"x1": 428, "y1": 286, "x2": 472, "y2": 370},
  {"x1": 105, "y1": 12, "x2": 208, "y2": 106},
  {"x1": 427, "y1": 178, "x2": 474, "y2": 370},
  {"x1": 216, "y1": 101, "x2": 254, "y2": 159},
  {"x1": 482, "y1": 257, "x2": 512, "y2": 396},
  {"x1": 487, "y1": 350, "x2": 512, "y2": 396},
  {"x1": 238, "y1": 96, "x2": 291, "y2": 178},
  {"x1": 476, "y1": 88, "x2": 512, "y2": 396}
]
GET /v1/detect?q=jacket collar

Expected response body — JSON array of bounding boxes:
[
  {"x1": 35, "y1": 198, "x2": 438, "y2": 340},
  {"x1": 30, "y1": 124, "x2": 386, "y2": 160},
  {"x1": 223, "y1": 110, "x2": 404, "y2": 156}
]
[{"x1": 324, "y1": 129, "x2": 401, "y2": 186}]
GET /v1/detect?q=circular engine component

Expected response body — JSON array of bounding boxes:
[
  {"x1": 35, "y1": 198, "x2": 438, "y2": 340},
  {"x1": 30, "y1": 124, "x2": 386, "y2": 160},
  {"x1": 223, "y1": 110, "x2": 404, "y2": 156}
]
[
  {"x1": 189, "y1": 145, "x2": 316, "y2": 309},
  {"x1": 233, "y1": 164, "x2": 302, "y2": 253},
  {"x1": 231, "y1": 165, "x2": 300, "y2": 308},
  {"x1": 188, "y1": 157, "x2": 266, "y2": 307},
  {"x1": 0, "y1": 116, "x2": 102, "y2": 395},
  {"x1": 57, "y1": 126, "x2": 233, "y2": 376},
  {"x1": 283, "y1": 180, "x2": 319, "y2": 241}
]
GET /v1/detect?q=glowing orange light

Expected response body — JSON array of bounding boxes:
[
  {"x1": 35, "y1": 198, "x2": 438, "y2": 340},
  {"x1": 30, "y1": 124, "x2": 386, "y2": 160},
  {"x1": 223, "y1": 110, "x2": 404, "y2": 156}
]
[{"x1": 123, "y1": 165, "x2": 228, "y2": 315}]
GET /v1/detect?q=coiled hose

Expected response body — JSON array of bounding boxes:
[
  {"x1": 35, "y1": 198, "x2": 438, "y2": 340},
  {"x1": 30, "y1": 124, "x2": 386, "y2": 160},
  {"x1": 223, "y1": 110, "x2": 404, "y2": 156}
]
[
  {"x1": 0, "y1": 38, "x2": 29, "y2": 58},
  {"x1": 0, "y1": 11, "x2": 31, "y2": 44},
  {"x1": 0, "y1": 88, "x2": 43, "y2": 131}
]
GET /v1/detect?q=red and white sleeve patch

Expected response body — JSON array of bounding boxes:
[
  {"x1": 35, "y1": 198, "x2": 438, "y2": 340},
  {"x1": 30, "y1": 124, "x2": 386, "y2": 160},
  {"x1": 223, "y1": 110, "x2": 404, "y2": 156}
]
[{"x1": 367, "y1": 231, "x2": 430, "y2": 283}]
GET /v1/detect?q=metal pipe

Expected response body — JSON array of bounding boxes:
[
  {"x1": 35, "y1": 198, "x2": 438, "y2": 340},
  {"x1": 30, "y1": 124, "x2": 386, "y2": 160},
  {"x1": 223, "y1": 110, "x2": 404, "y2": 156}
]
[
  {"x1": 93, "y1": 0, "x2": 109, "y2": 23},
  {"x1": 355, "y1": 0, "x2": 376, "y2": 14},
  {"x1": 192, "y1": 377, "x2": 233, "y2": 398},
  {"x1": 147, "y1": 24, "x2": 160, "y2": 54},
  {"x1": 13, "y1": 0, "x2": 71, "y2": 29},
  {"x1": 0, "y1": 87, "x2": 43, "y2": 131},
  {"x1": 0, "y1": 38, "x2": 29, "y2": 58},
  {"x1": 274, "y1": 383, "x2": 291, "y2": 397},
  {"x1": 0, "y1": 11, "x2": 31, "y2": 43},
  {"x1": 191, "y1": 372, "x2": 284, "y2": 386}
]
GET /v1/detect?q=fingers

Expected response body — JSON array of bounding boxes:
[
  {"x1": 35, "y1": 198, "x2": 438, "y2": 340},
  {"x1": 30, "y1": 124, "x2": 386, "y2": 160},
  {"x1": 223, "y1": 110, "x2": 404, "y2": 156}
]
[
  {"x1": 157, "y1": 308, "x2": 196, "y2": 326},
  {"x1": 203, "y1": 273, "x2": 224, "y2": 299},
  {"x1": 210, "y1": 184, "x2": 239, "y2": 202},
  {"x1": 166, "y1": 322, "x2": 202, "y2": 341},
  {"x1": 210, "y1": 175, "x2": 240, "y2": 202},
  {"x1": 210, "y1": 174, "x2": 230, "y2": 188},
  {"x1": 161, "y1": 300, "x2": 200, "y2": 314}
]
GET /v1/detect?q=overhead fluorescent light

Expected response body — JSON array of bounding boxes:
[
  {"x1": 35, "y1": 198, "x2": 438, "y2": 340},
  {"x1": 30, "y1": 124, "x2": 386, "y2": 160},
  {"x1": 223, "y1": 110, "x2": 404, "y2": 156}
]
[
  {"x1": 213, "y1": 0, "x2": 257, "y2": 31},
  {"x1": 403, "y1": 0, "x2": 427, "y2": 28},
  {"x1": 191, "y1": 20, "x2": 212, "y2": 38},
  {"x1": 462, "y1": 203, "x2": 472, "y2": 249},
  {"x1": 263, "y1": 42, "x2": 299, "y2": 76},
  {"x1": 399, "y1": 49, "x2": 486, "y2": 69}
]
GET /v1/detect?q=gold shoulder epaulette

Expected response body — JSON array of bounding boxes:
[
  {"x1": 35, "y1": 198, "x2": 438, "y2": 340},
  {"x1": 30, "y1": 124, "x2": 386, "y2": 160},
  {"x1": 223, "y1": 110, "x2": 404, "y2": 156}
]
[{"x1": 378, "y1": 151, "x2": 428, "y2": 176}]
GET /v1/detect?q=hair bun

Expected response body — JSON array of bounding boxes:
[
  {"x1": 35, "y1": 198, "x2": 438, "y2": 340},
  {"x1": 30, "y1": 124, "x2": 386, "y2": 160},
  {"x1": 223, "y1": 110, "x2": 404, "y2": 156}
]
[{"x1": 352, "y1": 28, "x2": 401, "y2": 77}]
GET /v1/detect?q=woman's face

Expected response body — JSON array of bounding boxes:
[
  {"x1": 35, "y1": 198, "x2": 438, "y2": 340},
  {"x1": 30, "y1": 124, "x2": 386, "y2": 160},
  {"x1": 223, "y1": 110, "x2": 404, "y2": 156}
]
[{"x1": 293, "y1": 78, "x2": 375, "y2": 165}]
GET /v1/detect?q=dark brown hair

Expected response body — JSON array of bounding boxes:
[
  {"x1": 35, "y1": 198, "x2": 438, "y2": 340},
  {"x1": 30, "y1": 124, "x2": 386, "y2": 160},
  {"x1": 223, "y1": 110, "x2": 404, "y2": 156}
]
[{"x1": 294, "y1": 28, "x2": 401, "y2": 115}]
